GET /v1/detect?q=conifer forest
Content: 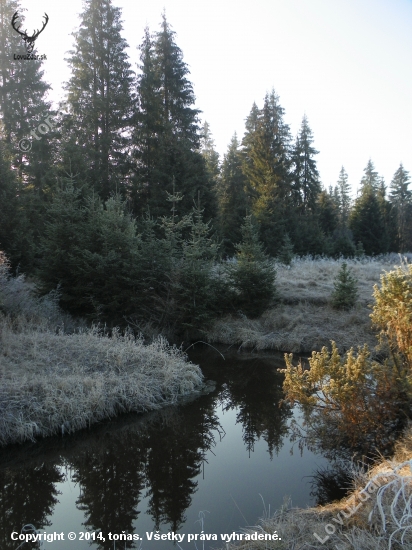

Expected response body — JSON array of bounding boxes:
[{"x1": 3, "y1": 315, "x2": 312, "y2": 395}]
[
  {"x1": 0, "y1": 0, "x2": 411, "y2": 339},
  {"x1": 2, "y1": 3, "x2": 412, "y2": 548}
]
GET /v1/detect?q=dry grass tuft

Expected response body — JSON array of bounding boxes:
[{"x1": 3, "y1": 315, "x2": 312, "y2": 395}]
[
  {"x1": 206, "y1": 302, "x2": 376, "y2": 353},
  {"x1": 0, "y1": 315, "x2": 203, "y2": 447},
  {"x1": 219, "y1": 425, "x2": 412, "y2": 549},
  {"x1": 207, "y1": 255, "x2": 412, "y2": 353}
]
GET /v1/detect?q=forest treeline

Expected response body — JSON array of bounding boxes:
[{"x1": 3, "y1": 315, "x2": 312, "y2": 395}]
[{"x1": 0, "y1": 0, "x2": 411, "y2": 334}]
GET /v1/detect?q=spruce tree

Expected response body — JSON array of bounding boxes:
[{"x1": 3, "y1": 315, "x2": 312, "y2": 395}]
[
  {"x1": 131, "y1": 26, "x2": 163, "y2": 215},
  {"x1": 241, "y1": 90, "x2": 292, "y2": 255},
  {"x1": 358, "y1": 159, "x2": 380, "y2": 194},
  {"x1": 331, "y1": 262, "x2": 358, "y2": 310},
  {"x1": 216, "y1": 133, "x2": 248, "y2": 255},
  {"x1": 319, "y1": 170, "x2": 356, "y2": 257},
  {"x1": 336, "y1": 166, "x2": 351, "y2": 227},
  {"x1": 178, "y1": 201, "x2": 219, "y2": 333},
  {"x1": 291, "y1": 115, "x2": 321, "y2": 213},
  {"x1": 288, "y1": 115, "x2": 324, "y2": 255},
  {"x1": 277, "y1": 233, "x2": 294, "y2": 266},
  {"x1": 38, "y1": 177, "x2": 143, "y2": 322},
  {"x1": 77, "y1": 194, "x2": 143, "y2": 323},
  {"x1": 63, "y1": 0, "x2": 134, "y2": 200},
  {"x1": 349, "y1": 184, "x2": 389, "y2": 255},
  {"x1": 227, "y1": 215, "x2": 277, "y2": 318},
  {"x1": 317, "y1": 189, "x2": 338, "y2": 236},
  {"x1": 200, "y1": 121, "x2": 220, "y2": 187},
  {"x1": 0, "y1": 1, "x2": 54, "y2": 272},
  {"x1": 377, "y1": 178, "x2": 394, "y2": 252},
  {"x1": 37, "y1": 175, "x2": 90, "y2": 314},
  {"x1": 389, "y1": 164, "x2": 412, "y2": 252},
  {"x1": 0, "y1": 139, "x2": 22, "y2": 267},
  {"x1": 349, "y1": 161, "x2": 390, "y2": 256},
  {"x1": 132, "y1": 15, "x2": 215, "y2": 220}
]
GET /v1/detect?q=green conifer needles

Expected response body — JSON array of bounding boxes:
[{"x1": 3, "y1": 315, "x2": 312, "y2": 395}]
[
  {"x1": 331, "y1": 262, "x2": 358, "y2": 310},
  {"x1": 227, "y1": 215, "x2": 277, "y2": 318}
]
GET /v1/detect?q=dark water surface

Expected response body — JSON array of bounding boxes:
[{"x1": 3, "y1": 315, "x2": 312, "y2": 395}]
[{"x1": 1, "y1": 346, "x2": 334, "y2": 550}]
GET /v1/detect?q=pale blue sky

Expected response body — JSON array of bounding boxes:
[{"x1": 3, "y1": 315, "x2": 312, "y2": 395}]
[{"x1": 18, "y1": 0, "x2": 412, "y2": 195}]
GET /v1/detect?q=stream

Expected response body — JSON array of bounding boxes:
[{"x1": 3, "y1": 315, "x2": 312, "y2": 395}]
[{"x1": 0, "y1": 346, "x2": 344, "y2": 550}]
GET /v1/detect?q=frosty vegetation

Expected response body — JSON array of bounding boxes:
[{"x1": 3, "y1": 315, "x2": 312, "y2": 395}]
[{"x1": 0, "y1": 253, "x2": 203, "y2": 446}]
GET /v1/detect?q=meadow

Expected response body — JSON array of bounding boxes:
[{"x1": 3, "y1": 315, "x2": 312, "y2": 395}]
[{"x1": 207, "y1": 254, "x2": 412, "y2": 353}]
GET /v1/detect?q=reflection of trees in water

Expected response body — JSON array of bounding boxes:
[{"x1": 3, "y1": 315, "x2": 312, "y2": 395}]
[
  {"x1": 288, "y1": 411, "x2": 370, "y2": 507},
  {"x1": 65, "y1": 397, "x2": 223, "y2": 541},
  {"x1": 0, "y1": 463, "x2": 63, "y2": 550},
  {"x1": 70, "y1": 435, "x2": 146, "y2": 550},
  {"x1": 217, "y1": 360, "x2": 292, "y2": 458},
  {"x1": 288, "y1": 406, "x2": 376, "y2": 463},
  {"x1": 0, "y1": 350, "x2": 296, "y2": 545},
  {"x1": 144, "y1": 397, "x2": 222, "y2": 532},
  {"x1": 144, "y1": 421, "x2": 200, "y2": 532}
]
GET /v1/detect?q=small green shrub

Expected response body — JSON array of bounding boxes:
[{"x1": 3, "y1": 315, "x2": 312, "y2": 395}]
[
  {"x1": 227, "y1": 215, "x2": 277, "y2": 318},
  {"x1": 331, "y1": 262, "x2": 358, "y2": 310},
  {"x1": 277, "y1": 233, "x2": 294, "y2": 266},
  {"x1": 355, "y1": 240, "x2": 366, "y2": 258}
]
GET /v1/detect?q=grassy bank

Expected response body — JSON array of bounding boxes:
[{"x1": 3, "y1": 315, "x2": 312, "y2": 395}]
[
  {"x1": 220, "y1": 425, "x2": 412, "y2": 549},
  {"x1": 207, "y1": 255, "x2": 411, "y2": 353},
  {"x1": 0, "y1": 253, "x2": 206, "y2": 446},
  {"x1": 0, "y1": 316, "x2": 203, "y2": 446}
]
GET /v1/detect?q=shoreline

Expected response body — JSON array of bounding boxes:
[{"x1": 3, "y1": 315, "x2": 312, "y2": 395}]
[
  {"x1": 1, "y1": 255, "x2": 405, "y2": 447},
  {"x1": 0, "y1": 315, "x2": 205, "y2": 447},
  {"x1": 205, "y1": 300, "x2": 376, "y2": 354},
  {"x1": 205, "y1": 255, "x2": 406, "y2": 354},
  {"x1": 219, "y1": 425, "x2": 412, "y2": 549}
]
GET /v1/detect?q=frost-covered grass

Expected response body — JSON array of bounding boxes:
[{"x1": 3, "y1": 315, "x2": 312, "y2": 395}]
[
  {"x1": 0, "y1": 317, "x2": 203, "y2": 447},
  {"x1": 0, "y1": 253, "x2": 203, "y2": 447},
  {"x1": 219, "y1": 425, "x2": 412, "y2": 550},
  {"x1": 275, "y1": 253, "x2": 412, "y2": 305},
  {"x1": 206, "y1": 254, "x2": 412, "y2": 353}
]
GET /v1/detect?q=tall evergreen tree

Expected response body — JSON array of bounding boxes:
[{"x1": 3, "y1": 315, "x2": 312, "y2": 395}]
[
  {"x1": 322, "y1": 168, "x2": 356, "y2": 257},
  {"x1": 291, "y1": 115, "x2": 321, "y2": 213},
  {"x1": 0, "y1": 1, "x2": 54, "y2": 272},
  {"x1": 132, "y1": 14, "x2": 215, "y2": 220},
  {"x1": 63, "y1": 0, "x2": 134, "y2": 200},
  {"x1": 131, "y1": 26, "x2": 163, "y2": 215},
  {"x1": 216, "y1": 133, "x2": 248, "y2": 255},
  {"x1": 349, "y1": 161, "x2": 391, "y2": 255},
  {"x1": 317, "y1": 188, "x2": 338, "y2": 236},
  {"x1": 0, "y1": 139, "x2": 20, "y2": 264},
  {"x1": 241, "y1": 90, "x2": 292, "y2": 255},
  {"x1": 389, "y1": 163, "x2": 412, "y2": 252},
  {"x1": 349, "y1": 183, "x2": 389, "y2": 255},
  {"x1": 358, "y1": 159, "x2": 380, "y2": 194},
  {"x1": 335, "y1": 166, "x2": 351, "y2": 227},
  {"x1": 377, "y1": 177, "x2": 395, "y2": 251},
  {"x1": 200, "y1": 121, "x2": 220, "y2": 188}
]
